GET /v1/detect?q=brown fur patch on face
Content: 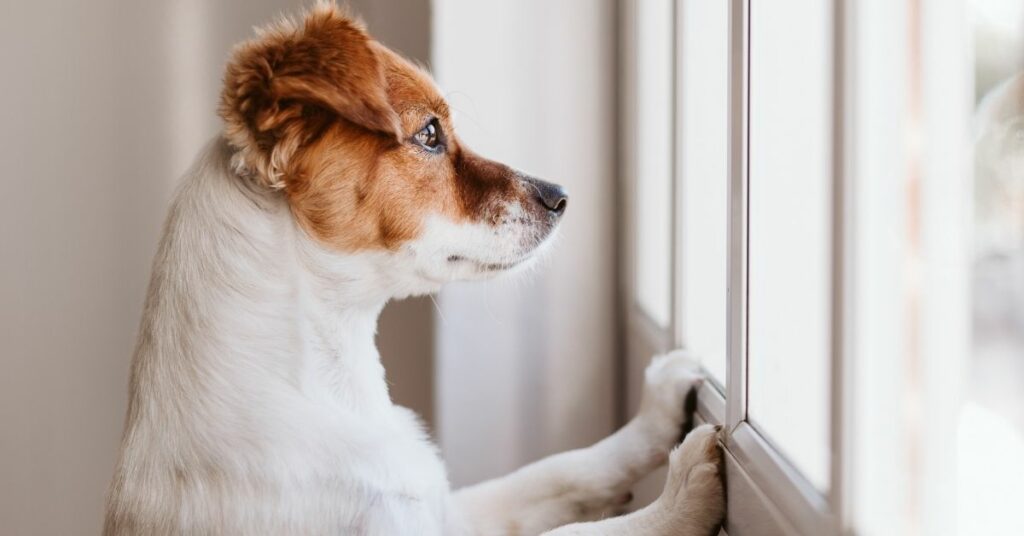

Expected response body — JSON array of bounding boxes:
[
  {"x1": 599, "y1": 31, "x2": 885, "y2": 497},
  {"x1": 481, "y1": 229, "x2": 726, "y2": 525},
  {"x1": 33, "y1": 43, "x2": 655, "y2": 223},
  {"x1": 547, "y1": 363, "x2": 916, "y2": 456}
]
[
  {"x1": 453, "y1": 148, "x2": 521, "y2": 225},
  {"x1": 283, "y1": 117, "x2": 523, "y2": 251},
  {"x1": 284, "y1": 121, "x2": 438, "y2": 251},
  {"x1": 220, "y1": 3, "x2": 540, "y2": 252}
]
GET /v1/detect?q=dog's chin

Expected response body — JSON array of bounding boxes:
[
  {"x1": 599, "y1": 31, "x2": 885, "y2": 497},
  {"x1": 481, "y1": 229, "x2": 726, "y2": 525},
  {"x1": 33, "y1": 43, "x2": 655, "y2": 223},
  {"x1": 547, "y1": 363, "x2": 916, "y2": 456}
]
[
  {"x1": 448, "y1": 254, "x2": 526, "y2": 272},
  {"x1": 449, "y1": 230, "x2": 558, "y2": 282},
  {"x1": 441, "y1": 252, "x2": 536, "y2": 282},
  {"x1": 408, "y1": 224, "x2": 560, "y2": 288}
]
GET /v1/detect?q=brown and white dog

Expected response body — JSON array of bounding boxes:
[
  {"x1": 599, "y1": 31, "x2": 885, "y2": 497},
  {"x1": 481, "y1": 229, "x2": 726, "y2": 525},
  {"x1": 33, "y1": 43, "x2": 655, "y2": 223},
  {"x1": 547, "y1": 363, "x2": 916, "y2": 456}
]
[{"x1": 104, "y1": 3, "x2": 724, "y2": 534}]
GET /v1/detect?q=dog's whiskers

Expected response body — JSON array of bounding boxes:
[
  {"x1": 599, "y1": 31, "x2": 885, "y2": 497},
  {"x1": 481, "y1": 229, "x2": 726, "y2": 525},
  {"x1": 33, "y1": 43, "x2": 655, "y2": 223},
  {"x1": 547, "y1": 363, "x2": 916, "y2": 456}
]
[{"x1": 429, "y1": 294, "x2": 449, "y2": 327}]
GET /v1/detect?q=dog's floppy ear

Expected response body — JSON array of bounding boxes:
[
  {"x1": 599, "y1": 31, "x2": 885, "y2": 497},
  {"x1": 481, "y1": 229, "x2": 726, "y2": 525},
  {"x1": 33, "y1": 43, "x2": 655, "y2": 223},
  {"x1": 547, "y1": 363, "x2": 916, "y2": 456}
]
[{"x1": 220, "y1": 3, "x2": 401, "y2": 187}]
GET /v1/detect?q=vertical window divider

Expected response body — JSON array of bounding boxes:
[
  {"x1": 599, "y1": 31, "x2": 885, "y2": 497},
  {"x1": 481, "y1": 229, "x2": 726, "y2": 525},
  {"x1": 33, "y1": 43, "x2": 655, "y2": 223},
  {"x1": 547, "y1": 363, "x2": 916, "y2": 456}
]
[
  {"x1": 831, "y1": 0, "x2": 855, "y2": 532},
  {"x1": 669, "y1": 0, "x2": 683, "y2": 350},
  {"x1": 725, "y1": 0, "x2": 750, "y2": 431}
]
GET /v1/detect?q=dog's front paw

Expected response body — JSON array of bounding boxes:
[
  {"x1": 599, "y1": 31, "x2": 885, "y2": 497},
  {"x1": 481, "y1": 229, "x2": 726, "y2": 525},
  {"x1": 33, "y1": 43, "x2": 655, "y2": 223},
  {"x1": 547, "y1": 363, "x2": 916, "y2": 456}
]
[
  {"x1": 656, "y1": 424, "x2": 725, "y2": 533},
  {"x1": 637, "y1": 350, "x2": 704, "y2": 447}
]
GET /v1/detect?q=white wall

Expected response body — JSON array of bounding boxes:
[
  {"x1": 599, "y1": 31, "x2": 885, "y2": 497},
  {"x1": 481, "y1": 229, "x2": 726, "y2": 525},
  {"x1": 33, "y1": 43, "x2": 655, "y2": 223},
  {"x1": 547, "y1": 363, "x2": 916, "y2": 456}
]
[
  {"x1": 432, "y1": 0, "x2": 620, "y2": 487},
  {"x1": 0, "y1": 1, "x2": 432, "y2": 533}
]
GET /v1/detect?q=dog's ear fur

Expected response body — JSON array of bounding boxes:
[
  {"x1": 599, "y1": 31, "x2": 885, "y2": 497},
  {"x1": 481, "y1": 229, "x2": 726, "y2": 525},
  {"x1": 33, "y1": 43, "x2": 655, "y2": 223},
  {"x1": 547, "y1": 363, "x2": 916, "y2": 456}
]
[{"x1": 220, "y1": 3, "x2": 401, "y2": 188}]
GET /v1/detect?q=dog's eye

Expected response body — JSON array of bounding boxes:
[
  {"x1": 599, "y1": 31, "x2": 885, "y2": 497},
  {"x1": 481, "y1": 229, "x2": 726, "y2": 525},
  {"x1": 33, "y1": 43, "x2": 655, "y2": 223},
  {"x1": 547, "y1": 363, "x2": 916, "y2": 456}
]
[{"x1": 414, "y1": 119, "x2": 442, "y2": 151}]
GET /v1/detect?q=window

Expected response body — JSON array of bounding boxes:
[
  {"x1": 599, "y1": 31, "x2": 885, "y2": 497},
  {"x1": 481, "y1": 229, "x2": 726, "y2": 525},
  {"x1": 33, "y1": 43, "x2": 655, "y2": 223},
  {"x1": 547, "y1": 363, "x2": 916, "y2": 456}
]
[
  {"x1": 677, "y1": 0, "x2": 730, "y2": 388},
  {"x1": 746, "y1": 0, "x2": 833, "y2": 492},
  {"x1": 633, "y1": 0, "x2": 674, "y2": 328},
  {"x1": 626, "y1": 0, "x2": 843, "y2": 528},
  {"x1": 622, "y1": 0, "x2": 988, "y2": 534},
  {"x1": 961, "y1": 1, "x2": 1024, "y2": 534}
]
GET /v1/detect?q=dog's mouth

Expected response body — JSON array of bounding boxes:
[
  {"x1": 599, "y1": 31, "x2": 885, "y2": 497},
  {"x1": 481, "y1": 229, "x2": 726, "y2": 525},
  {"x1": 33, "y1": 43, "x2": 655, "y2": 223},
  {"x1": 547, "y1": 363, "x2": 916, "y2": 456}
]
[{"x1": 446, "y1": 254, "x2": 527, "y2": 272}]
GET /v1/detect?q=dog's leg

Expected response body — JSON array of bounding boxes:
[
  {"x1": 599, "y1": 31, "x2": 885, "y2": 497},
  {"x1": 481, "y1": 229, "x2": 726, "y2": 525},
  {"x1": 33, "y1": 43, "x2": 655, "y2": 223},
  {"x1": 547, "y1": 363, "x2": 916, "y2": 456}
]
[
  {"x1": 453, "y1": 351, "x2": 709, "y2": 536},
  {"x1": 541, "y1": 424, "x2": 725, "y2": 536}
]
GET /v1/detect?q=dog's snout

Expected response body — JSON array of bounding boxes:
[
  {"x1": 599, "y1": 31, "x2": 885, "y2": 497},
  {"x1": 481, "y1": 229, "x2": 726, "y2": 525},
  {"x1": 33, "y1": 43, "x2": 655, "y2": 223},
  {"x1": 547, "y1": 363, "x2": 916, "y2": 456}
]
[{"x1": 532, "y1": 179, "x2": 569, "y2": 216}]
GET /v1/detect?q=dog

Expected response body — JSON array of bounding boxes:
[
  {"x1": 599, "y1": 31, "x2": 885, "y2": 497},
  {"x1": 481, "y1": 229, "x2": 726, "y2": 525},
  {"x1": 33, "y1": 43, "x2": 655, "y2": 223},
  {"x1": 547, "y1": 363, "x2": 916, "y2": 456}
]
[{"x1": 104, "y1": 3, "x2": 725, "y2": 534}]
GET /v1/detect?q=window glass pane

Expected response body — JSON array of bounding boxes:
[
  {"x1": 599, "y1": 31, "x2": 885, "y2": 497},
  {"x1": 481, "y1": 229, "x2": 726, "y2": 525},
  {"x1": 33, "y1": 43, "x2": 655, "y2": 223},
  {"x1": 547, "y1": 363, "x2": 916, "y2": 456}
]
[
  {"x1": 962, "y1": 1, "x2": 1024, "y2": 531},
  {"x1": 634, "y1": 0, "x2": 674, "y2": 327},
  {"x1": 677, "y1": 0, "x2": 729, "y2": 387},
  {"x1": 746, "y1": 0, "x2": 833, "y2": 491}
]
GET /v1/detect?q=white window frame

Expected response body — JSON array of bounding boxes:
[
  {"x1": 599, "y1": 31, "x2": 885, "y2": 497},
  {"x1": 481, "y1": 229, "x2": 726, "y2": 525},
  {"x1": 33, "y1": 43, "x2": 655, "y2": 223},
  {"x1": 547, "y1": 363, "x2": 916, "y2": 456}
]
[
  {"x1": 622, "y1": 2, "x2": 845, "y2": 531},
  {"x1": 620, "y1": 0, "x2": 971, "y2": 534},
  {"x1": 715, "y1": 1, "x2": 845, "y2": 532}
]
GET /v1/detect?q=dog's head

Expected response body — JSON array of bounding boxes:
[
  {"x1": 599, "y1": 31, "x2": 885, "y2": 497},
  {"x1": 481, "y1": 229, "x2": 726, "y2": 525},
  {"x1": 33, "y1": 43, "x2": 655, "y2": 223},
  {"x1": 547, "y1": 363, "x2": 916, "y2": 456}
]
[{"x1": 219, "y1": 3, "x2": 566, "y2": 293}]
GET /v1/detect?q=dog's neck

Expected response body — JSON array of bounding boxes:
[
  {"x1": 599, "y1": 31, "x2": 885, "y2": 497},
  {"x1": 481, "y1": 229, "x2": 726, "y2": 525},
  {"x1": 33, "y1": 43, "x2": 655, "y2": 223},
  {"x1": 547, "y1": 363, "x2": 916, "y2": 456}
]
[{"x1": 132, "y1": 139, "x2": 404, "y2": 426}]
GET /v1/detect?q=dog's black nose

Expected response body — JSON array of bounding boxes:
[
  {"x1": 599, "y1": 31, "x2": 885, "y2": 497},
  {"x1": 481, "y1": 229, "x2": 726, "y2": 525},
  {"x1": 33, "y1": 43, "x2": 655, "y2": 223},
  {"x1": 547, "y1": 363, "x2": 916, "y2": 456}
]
[{"x1": 534, "y1": 180, "x2": 568, "y2": 215}]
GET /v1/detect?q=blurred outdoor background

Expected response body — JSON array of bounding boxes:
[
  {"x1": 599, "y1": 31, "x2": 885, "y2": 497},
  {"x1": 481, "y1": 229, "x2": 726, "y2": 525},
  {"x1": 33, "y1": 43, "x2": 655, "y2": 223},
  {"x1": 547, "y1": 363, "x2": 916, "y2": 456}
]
[{"x1": 963, "y1": 1, "x2": 1024, "y2": 532}]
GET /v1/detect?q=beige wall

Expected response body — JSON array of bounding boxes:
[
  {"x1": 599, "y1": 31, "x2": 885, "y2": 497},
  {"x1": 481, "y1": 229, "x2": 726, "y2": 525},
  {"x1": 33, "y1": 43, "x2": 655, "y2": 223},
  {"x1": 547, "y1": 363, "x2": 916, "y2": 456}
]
[{"x1": 0, "y1": 1, "x2": 432, "y2": 533}]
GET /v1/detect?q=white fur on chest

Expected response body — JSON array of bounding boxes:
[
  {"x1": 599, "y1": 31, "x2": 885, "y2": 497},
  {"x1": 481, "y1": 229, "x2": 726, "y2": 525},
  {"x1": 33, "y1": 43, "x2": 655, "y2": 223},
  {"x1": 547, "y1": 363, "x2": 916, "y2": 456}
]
[{"x1": 106, "y1": 139, "x2": 456, "y2": 535}]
